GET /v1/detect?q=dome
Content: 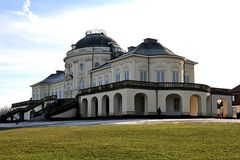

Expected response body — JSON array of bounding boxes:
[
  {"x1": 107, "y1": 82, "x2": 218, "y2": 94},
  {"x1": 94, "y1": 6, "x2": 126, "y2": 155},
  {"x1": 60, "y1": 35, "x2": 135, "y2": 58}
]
[
  {"x1": 128, "y1": 38, "x2": 175, "y2": 56},
  {"x1": 74, "y1": 30, "x2": 120, "y2": 49}
]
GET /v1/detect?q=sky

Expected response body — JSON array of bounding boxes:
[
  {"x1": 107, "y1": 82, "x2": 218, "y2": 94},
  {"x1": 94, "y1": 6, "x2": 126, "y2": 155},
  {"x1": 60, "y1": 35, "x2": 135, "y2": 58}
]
[{"x1": 0, "y1": 0, "x2": 240, "y2": 108}]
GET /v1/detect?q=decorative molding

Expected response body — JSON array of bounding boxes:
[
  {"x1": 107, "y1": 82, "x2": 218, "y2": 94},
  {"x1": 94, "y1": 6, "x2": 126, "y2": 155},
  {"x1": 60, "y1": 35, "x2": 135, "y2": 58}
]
[
  {"x1": 171, "y1": 62, "x2": 180, "y2": 70},
  {"x1": 155, "y1": 62, "x2": 167, "y2": 70}
]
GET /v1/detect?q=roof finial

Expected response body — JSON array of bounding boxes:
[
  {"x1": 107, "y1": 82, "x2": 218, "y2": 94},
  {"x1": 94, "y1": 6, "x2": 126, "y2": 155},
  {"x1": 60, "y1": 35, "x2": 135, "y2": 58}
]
[{"x1": 85, "y1": 29, "x2": 107, "y2": 36}]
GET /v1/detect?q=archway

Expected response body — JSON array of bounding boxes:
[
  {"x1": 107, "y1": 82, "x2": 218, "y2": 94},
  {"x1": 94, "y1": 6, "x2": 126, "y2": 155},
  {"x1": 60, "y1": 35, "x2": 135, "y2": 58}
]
[
  {"x1": 114, "y1": 93, "x2": 122, "y2": 115},
  {"x1": 81, "y1": 98, "x2": 88, "y2": 117},
  {"x1": 134, "y1": 93, "x2": 147, "y2": 115},
  {"x1": 190, "y1": 95, "x2": 201, "y2": 116},
  {"x1": 206, "y1": 96, "x2": 211, "y2": 116},
  {"x1": 102, "y1": 95, "x2": 110, "y2": 116},
  {"x1": 91, "y1": 97, "x2": 98, "y2": 117},
  {"x1": 166, "y1": 94, "x2": 182, "y2": 116},
  {"x1": 216, "y1": 98, "x2": 228, "y2": 118}
]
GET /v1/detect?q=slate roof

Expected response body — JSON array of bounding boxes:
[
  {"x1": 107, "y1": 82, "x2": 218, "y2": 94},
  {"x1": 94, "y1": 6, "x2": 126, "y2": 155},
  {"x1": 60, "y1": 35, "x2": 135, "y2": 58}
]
[
  {"x1": 75, "y1": 33, "x2": 120, "y2": 49},
  {"x1": 127, "y1": 38, "x2": 175, "y2": 56},
  {"x1": 31, "y1": 71, "x2": 64, "y2": 87},
  {"x1": 92, "y1": 38, "x2": 197, "y2": 71},
  {"x1": 232, "y1": 84, "x2": 240, "y2": 94}
]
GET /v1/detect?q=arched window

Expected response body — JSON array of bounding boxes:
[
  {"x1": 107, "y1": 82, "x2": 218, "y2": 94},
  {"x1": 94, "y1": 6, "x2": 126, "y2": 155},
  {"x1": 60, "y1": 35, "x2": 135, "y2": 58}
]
[
  {"x1": 80, "y1": 63, "x2": 84, "y2": 71},
  {"x1": 124, "y1": 71, "x2": 129, "y2": 80}
]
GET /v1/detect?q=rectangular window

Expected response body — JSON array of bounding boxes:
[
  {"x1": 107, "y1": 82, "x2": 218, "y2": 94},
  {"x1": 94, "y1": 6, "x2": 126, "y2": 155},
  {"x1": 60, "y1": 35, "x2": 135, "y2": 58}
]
[
  {"x1": 185, "y1": 75, "x2": 190, "y2": 83},
  {"x1": 140, "y1": 70, "x2": 147, "y2": 81},
  {"x1": 59, "y1": 91, "x2": 62, "y2": 99},
  {"x1": 124, "y1": 71, "x2": 129, "y2": 80},
  {"x1": 115, "y1": 73, "x2": 120, "y2": 82},
  {"x1": 232, "y1": 96, "x2": 235, "y2": 102},
  {"x1": 92, "y1": 81, "x2": 96, "y2": 87},
  {"x1": 173, "y1": 71, "x2": 179, "y2": 82},
  {"x1": 156, "y1": 71, "x2": 165, "y2": 82},
  {"x1": 98, "y1": 80, "x2": 102, "y2": 86},
  {"x1": 105, "y1": 79, "x2": 109, "y2": 84},
  {"x1": 174, "y1": 98, "x2": 180, "y2": 111},
  {"x1": 79, "y1": 80, "x2": 84, "y2": 89}
]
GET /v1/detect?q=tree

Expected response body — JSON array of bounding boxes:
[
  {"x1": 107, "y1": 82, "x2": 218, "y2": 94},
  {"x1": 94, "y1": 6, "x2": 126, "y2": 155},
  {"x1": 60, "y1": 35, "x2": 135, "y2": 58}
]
[{"x1": 0, "y1": 106, "x2": 11, "y2": 116}]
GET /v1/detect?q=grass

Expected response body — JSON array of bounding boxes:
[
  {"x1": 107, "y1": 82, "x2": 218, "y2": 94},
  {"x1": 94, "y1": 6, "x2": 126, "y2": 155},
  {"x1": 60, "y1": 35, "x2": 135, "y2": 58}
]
[{"x1": 0, "y1": 123, "x2": 240, "y2": 160}]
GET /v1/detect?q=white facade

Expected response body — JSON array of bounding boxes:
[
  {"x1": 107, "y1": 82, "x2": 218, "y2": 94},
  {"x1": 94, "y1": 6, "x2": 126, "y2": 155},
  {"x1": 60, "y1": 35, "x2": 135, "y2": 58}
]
[{"x1": 29, "y1": 30, "x2": 232, "y2": 118}]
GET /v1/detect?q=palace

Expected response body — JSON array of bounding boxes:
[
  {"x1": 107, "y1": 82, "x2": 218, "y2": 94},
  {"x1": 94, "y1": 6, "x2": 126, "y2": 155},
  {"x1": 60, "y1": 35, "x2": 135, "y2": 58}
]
[{"x1": 0, "y1": 29, "x2": 232, "y2": 122}]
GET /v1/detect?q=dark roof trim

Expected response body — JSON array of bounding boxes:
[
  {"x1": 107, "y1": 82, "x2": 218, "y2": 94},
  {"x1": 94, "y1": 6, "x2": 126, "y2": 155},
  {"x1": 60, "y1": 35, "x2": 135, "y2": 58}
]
[{"x1": 31, "y1": 71, "x2": 64, "y2": 87}]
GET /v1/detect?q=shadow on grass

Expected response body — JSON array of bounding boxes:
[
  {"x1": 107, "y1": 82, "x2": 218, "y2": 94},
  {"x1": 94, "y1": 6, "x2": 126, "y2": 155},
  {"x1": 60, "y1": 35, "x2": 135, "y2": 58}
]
[{"x1": 0, "y1": 127, "x2": 16, "y2": 131}]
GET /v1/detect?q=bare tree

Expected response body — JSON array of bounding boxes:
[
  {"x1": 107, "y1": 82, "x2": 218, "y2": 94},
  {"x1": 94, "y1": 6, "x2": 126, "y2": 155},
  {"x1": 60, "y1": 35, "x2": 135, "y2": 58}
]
[{"x1": 0, "y1": 106, "x2": 11, "y2": 116}]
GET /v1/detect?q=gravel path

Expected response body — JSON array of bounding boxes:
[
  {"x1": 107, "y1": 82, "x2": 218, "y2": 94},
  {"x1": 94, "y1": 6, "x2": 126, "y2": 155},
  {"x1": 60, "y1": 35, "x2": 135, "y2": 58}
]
[{"x1": 0, "y1": 118, "x2": 239, "y2": 128}]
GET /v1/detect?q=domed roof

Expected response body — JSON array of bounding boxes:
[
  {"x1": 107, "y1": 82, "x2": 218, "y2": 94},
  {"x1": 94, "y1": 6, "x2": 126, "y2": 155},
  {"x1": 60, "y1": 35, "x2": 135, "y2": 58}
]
[
  {"x1": 74, "y1": 30, "x2": 119, "y2": 49},
  {"x1": 128, "y1": 38, "x2": 175, "y2": 56}
]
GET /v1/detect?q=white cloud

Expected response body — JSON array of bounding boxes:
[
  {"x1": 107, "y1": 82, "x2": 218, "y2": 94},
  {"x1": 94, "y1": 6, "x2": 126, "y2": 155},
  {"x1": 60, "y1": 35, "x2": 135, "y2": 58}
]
[{"x1": 22, "y1": 0, "x2": 39, "y2": 22}]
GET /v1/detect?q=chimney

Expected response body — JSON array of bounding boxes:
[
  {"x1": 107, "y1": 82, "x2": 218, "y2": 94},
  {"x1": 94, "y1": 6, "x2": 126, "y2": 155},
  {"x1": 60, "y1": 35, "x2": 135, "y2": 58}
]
[
  {"x1": 71, "y1": 44, "x2": 76, "y2": 49},
  {"x1": 128, "y1": 46, "x2": 136, "y2": 52}
]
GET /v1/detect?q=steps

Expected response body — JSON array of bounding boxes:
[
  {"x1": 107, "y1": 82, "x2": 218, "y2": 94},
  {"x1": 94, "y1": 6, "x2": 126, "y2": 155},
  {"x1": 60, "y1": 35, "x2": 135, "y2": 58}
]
[
  {"x1": 0, "y1": 96, "x2": 78, "y2": 123},
  {"x1": 43, "y1": 99, "x2": 78, "y2": 118}
]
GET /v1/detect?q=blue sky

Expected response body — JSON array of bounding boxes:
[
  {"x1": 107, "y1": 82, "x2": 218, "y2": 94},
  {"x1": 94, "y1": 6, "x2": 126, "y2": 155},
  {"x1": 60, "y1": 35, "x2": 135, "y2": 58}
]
[{"x1": 0, "y1": 0, "x2": 240, "y2": 107}]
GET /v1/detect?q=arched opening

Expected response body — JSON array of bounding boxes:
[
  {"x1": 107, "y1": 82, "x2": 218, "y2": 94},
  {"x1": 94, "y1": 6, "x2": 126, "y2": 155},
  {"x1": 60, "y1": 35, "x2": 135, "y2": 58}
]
[
  {"x1": 114, "y1": 93, "x2": 122, "y2": 115},
  {"x1": 91, "y1": 97, "x2": 98, "y2": 117},
  {"x1": 190, "y1": 95, "x2": 201, "y2": 116},
  {"x1": 81, "y1": 98, "x2": 88, "y2": 117},
  {"x1": 134, "y1": 93, "x2": 147, "y2": 115},
  {"x1": 206, "y1": 96, "x2": 211, "y2": 116},
  {"x1": 166, "y1": 94, "x2": 182, "y2": 116},
  {"x1": 102, "y1": 95, "x2": 110, "y2": 116},
  {"x1": 216, "y1": 98, "x2": 228, "y2": 118}
]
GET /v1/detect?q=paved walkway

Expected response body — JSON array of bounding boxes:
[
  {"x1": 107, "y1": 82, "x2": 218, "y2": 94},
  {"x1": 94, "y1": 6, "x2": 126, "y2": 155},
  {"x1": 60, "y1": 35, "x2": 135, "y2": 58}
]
[{"x1": 0, "y1": 118, "x2": 239, "y2": 128}]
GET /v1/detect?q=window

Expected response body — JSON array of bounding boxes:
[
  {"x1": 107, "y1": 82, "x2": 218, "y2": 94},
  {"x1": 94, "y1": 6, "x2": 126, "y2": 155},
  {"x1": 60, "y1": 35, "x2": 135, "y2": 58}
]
[
  {"x1": 172, "y1": 71, "x2": 179, "y2": 82},
  {"x1": 124, "y1": 71, "x2": 129, "y2": 80},
  {"x1": 115, "y1": 73, "x2": 120, "y2": 82},
  {"x1": 105, "y1": 79, "x2": 109, "y2": 84},
  {"x1": 44, "y1": 92, "x2": 48, "y2": 97},
  {"x1": 140, "y1": 70, "x2": 147, "y2": 81},
  {"x1": 104, "y1": 78, "x2": 109, "y2": 84},
  {"x1": 95, "y1": 62, "x2": 100, "y2": 68},
  {"x1": 98, "y1": 80, "x2": 102, "y2": 86},
  {"x1": 156, "y1": 71, "x2": 164, "y2": 82},
  {"x1": 104, "y1": 76, "x2": 109, "y2": 84},
  {"x1": 59, "y1": 91, "x2": 62, "y2": 99},
  {"x1": 185, "y1": 75, "x2": 190, "y2": 83},
  {"x1": 174, "y1": 98, "x2": 180, "y2": 111},
  {"x1": 80, "y1": 63, "x2": 84, "y2": 71},
  {"x1": 79, "y1": 80, "x2": 84, "y2": 89},
  {"x1": 92, "y1": 81, "x2": 96, "y2": 87}
]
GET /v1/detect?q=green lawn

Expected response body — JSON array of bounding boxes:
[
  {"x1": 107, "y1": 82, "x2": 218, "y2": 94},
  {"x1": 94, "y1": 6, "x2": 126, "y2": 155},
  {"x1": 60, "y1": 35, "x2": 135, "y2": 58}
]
[{"x1": 0, "y1": 123, "x2": 240, "y2": 160}]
